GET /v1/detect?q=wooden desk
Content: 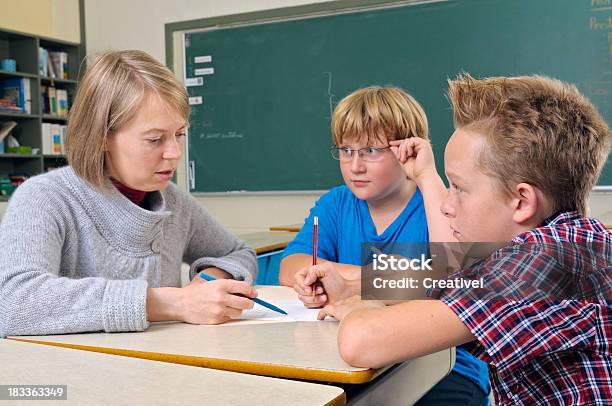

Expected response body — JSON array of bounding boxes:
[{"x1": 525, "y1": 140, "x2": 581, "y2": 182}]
[
  {"x1": 269, "y1": 224, "x2": 303, "y2": 232},
  {"x1": 11, "y1": 322, "x2": 373, "y2": 384},
  {"x1": 9, "y1": 287, "x2": 454, "y2": 404},
  {"x1": 1, "y1": 339, "x2": 345, "y2": 405},
  {"x1": 240, "y1": 231, "x2": 296, "y2": 254}
]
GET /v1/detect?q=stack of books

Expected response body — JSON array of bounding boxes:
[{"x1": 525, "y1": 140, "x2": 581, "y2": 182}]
[
  {"x1": 0, "y1": 78, "x2": 32, "y2": 114},
  {"x1": 41, "y1": 86, "x2": 69, "y2": 116},
  {"x1": 41, "y1": 123, "x2": 68, "y2": 155}
]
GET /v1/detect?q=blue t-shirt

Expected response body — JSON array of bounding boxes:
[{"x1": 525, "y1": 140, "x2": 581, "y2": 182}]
[{"x1": 283, "y1": 185, "x2": 490, "y2": 395}]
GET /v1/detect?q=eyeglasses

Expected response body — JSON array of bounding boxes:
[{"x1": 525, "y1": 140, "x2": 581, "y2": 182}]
[{"x1": 330, "y1": 145, "x2": 391, "y2": 162}]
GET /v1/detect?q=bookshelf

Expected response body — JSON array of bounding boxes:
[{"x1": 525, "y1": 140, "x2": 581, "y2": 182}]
[{"x1": 0, "y1": 28, "x2": 81, "y2": 199}]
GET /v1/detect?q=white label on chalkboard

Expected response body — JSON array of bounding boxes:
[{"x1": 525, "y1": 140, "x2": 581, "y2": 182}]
[
  {"x1": 194, "y1": 55, "x2": 212, "y2": 63},
  {"x1": 189, "y1": 96, "x2": 203, "y2": 105},
  {"x1": 194, "y1": 67, "x2": 214, "y2": 76},
  {"x1": 184, "y1": 77, "x2": 203, "y2": 87},
  {"x1": 189, "y1": 160, "x2": 195, "y2": 190}
]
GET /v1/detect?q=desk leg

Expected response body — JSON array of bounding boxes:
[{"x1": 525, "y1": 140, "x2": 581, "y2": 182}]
[
  {"x1": 346, "y1": 348, "x2": 455, "y2": 406},
  {"x1": 264, "y1": 251, "x2": 284, "y2": 285},
  {"x1": 256, "y1": 255, "x2": 270, "y2": 285},
  {"x1": 255, "y1": 249, "x2": 284, "y2": 286}
]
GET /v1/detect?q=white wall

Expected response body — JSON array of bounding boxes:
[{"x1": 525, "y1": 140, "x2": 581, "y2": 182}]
[
  {"x1": 51, "y1": 0, "x2": 80, "y2": 43},
  {"x1": 82, "y1": 0, "x2": 612, "y2": 232},
  {"x1": 84, "y1": 0, "x2": 334, "y2": 61},
  {"x1": 589, "y1": 190, "x2": 612, "y2": 225}
]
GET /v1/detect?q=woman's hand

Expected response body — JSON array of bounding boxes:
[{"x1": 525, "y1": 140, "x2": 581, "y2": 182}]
[{"x1": 179, "y1": 276, "x2": 257, "y2": 324}]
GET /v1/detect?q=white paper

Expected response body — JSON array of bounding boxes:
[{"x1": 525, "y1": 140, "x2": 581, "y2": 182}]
[
  {"x1": 194, "y1": 55, "x2": 212, "y2": 63},
  {"x1": 237, "y1": 300, "x2": 327, "y2": 322},
  {"x1": 194, "y1": 67, "x2": 214, "y2": 76},
  {"x1": 184, "y1": 77, "x2": 203, "y2": 87},
  {"x1": 189, "y1": 96, "x2": 203, "y2": 105}
]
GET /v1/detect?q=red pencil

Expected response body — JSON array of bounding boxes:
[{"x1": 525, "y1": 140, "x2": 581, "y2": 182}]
[
  {"x1": 312, "y1": 216, "x2": 318, "y2": 297},
  {"x1": 313, "y1": 216, "x2": 318, "y2": 265}
]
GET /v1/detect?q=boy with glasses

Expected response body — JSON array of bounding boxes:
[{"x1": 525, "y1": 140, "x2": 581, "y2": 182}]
[{"x1": 279, "y1": 86, "x2": 490, "y2": 405}]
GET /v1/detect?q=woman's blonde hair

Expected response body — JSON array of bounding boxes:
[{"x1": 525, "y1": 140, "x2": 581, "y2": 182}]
[
  {"x1": 331, "y1": 86, "x2": 429, "y2": 145},
  {"x1": 66, "y1": 50, "x2": 189, "y2": 188}
]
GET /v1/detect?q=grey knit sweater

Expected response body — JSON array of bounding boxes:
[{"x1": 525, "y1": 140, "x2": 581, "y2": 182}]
[{"x1": 0, "y1": 167, "x2": 257, "y2": 337}]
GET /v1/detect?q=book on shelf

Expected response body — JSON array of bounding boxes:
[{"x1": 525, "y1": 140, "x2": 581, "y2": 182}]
[
  {"x1": 41, "y1": 85, "x2": 48, "y2": 113},
  {"x1": 39, "y1": 48, "x2": 69, "y2": 79},
  {"x1": 0, "y1": 78, "x2": 31, "y2": 114},
  {"x1": 48, "y1": 86, "x2": 57, "y2": 115},
  {"x1": 57, "y1": 89, "x2": 68, "y2": 117},
  {"x1": 61, "y1": 125, "x2": 67, "y2": 154},
  {"x1": 49, "y1": 51, "x2": 69, "y2": 80},
  {"x1": 0, "y1": 101, "x2": 22, "y2": 113},
  {"x1": 23, "y1": 78, "x2": 31, "y2": 113},
  {"x1": 52, "y1": 124, "x2": 62, "y2": 154},
  {"x1": 47, "y1": 57, "x2": 56, "y2": 78},
  {"x1": 42, "y1": 123, "x2": 52, "y2": 154},
  {"x1": 39, "y1": 47, "x2": 49, "y2": 76},
  {"x1": 42, "y1": 122, "x2": 67, "y2": 154},
  {"x1": 41, "y1": 86, "x2": 69, "y2": 116}
]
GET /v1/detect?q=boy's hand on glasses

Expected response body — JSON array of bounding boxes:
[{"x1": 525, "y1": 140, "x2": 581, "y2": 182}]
[{"x1": 389, "y1": 138, "x2": 437, "y2": 183}]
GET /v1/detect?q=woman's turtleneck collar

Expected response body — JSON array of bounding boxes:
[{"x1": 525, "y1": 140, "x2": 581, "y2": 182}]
[
  {"x1": 110, "y1": 178, "x2": 147, "y2": 207},
  {"x1": 62, "y1": 167, "x2": 171, "y2": 255}
]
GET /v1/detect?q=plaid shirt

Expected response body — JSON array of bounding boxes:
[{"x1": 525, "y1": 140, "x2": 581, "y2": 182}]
[{"x1": 440, "y1": 211, "x2": 612, "y2": 405}]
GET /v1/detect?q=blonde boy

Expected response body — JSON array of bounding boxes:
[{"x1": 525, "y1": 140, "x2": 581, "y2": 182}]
[{"x1": 281, "y1": 86, "x2": 490, "y2": 404}]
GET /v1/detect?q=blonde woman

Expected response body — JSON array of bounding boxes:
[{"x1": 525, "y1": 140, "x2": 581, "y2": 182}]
[
  {"x1": 279, "y1": 86, "x2": 490, "y2": 405},
  {"x1": 0, "y1": 50, "x2": 257, "y2": 336}
]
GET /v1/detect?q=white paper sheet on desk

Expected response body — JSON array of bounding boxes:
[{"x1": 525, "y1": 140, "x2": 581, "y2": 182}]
[{"x1": 237, "y1": 300, "x2": 327, "y2": 321}]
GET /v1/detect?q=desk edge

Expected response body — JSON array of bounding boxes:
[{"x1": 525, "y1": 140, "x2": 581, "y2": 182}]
[{"x1": 8, "y1": 337, "x2": 377, "y2": 384}]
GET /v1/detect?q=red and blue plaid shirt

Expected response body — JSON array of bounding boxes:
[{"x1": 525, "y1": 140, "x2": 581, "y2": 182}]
[{"x1": 441, "y1": 211, "x2": 612, "y2": 405}]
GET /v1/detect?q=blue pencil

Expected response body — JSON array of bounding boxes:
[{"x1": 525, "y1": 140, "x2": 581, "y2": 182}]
[{"x1": 199, "y1": 273, "x2": 288, "y2": 315}]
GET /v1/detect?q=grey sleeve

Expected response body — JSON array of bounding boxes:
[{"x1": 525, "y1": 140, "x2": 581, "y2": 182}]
[
  {"x1": 0, "y1": 182, "x2": 149, "y2": 337},
  {"x1": 181, "y1": 195, "x2": 257, "y2": 284}
]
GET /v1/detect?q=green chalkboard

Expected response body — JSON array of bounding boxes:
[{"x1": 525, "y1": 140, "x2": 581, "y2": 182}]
[{"x1": 181, "y1": 0, "x2": 611, "y2": 192}]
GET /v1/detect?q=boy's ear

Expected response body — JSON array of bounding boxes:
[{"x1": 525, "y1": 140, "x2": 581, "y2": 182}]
[{"x1": 510, "y1": 183, "x2": 540, "y2": 225}]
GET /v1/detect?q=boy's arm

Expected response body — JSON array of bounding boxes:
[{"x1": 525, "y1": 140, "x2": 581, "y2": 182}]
[
  {"x1": 390, "y1": 138, "x2": 455, "y2": 242},
  {"x1": 321, "y1": 299, "x2": 475, "y2": 369},
  {"x1": 416, "y1": 172, "x2": 455, "y2": 242}
]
